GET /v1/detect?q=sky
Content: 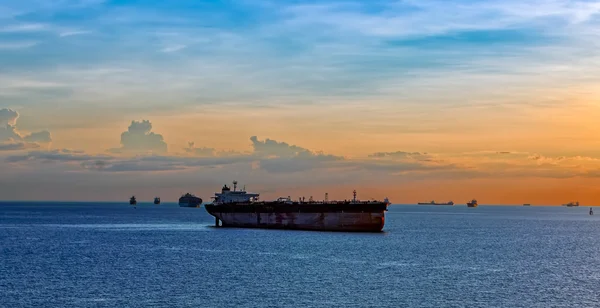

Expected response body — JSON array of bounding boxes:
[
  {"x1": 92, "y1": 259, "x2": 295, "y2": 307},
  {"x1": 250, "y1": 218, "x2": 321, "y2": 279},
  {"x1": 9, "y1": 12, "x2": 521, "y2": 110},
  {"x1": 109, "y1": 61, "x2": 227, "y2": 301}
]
[{"x1": 1, "y1": 0, "x2": 600, "y2": 204}]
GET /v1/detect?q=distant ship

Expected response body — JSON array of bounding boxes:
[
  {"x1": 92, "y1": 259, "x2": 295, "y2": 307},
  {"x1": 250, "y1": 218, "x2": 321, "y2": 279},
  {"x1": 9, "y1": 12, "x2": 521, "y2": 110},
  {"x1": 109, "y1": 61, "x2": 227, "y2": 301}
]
[
  {"x1": 154, "y1": 197, "x2": 161, "y2": 205},
  {"x1": 179, "y1": 193, "x2": 202, "y2": 207},
  {"x1": 467, "y1": 199, "x2": 478, "y2": 207},
  {"x1": 563, "y1": 201, "x2": 579, "y2": 207},
  {"x1": 523, "y1": 203, "x2": 531, "y2": 206},
  {"x1": 129, "y1": 196, "x2": 137, "y2": 205},
  {"x1": 417, "y1": 200, "x2": 454, "y2": 206},
  {"x1": 204, "y1": 181, "x2": 390, "y2": 232}
]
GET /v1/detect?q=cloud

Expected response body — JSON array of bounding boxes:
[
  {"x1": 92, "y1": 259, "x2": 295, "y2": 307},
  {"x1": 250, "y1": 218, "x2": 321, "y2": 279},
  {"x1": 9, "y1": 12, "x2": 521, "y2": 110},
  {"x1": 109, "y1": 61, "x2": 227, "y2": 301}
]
[
  {"x1": 0, "y1": 108, "x2": 19, "y2": 126},
  {"x1": 79, "y1": 154, "x2": 255, "y2": 172},
  {"x1": 23, "y1": 130, "x2": 52, "y2": 143},
  {"x1": 250, "y1": 136, "x2": 340, "y2": 160},
  {"x1": 278, "y1": 1, "x2": 600, "y2": 38},
  {"x1": 250, "y1": 136, "x2": 343, "y2": 173},
  {"x1": 0, "y1": 108, "x2": 52, "y2": 149},
  {"x1": 59, "y1": 30, "x2": 91, "y2": 37},
  {"x1": 0, "y1": 41, "x2": 39, "y2": 50},
  {"x1": 5, "y1": 149, "x2": 112, "y2": 163},
  {"x1": 110, "y1": 120, "x2": 167, "y2": 154},
  {"x1": 0, "y1": 125, "x2": 21, "y2": 142},
  {"x1": 368, "y1": 151, "x2": 438, "y2": 162},
  {"x1": 0, "y1": 0, "x2": 598, "y2": 113},
  {"x1": 5, "y1": 121, "x2": 600, "y2": 182},
  {"x1": 0, "y1": 23, "x2": 48, "y2": 33},
  {"x1": 0, "y1": 142, "x2": 40, "y2": 151},
  {"x1": 81, "y1": 159, "x2": 185, "y2": 172},
  {"x1": 184, "y1": 142, "x2": 216, "y2": 156},
  {"x1": 352, "y1": 159, "x2": 459, "y2": 174},
  {"x1": 160, "y1": 45, "x2": 186, "y2": 53},
  {"x1": 8, "y1": 135, "x2": 344, "y2": 174}
]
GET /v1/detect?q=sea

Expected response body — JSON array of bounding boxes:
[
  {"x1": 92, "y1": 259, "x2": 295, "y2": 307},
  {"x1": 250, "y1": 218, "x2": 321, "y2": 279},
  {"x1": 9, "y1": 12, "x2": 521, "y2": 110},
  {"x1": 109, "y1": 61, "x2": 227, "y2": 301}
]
[{"x1": 1, "y1": 202, "x2": 598, "y2": 308}]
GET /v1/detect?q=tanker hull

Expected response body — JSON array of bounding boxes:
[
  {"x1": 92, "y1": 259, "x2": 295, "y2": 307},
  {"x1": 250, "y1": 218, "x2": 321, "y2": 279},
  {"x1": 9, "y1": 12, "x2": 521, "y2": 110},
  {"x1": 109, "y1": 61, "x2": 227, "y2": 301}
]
[{"x1": 205, "y1": 203, "x2": 387, "y2": 232}]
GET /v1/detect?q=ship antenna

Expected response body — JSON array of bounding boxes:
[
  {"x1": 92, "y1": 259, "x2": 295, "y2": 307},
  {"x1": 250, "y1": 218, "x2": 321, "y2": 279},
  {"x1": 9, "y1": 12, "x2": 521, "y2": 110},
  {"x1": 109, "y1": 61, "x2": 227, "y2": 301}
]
[
  {"x1": 325, "y1": 193, "x2": 328, "y2": 203},
  {"x1": 233, "y1": 180, "x2": 238, "y2": 192},
  {"x1": 353, "y1": 189, "x2": 357, "y2": 203}
]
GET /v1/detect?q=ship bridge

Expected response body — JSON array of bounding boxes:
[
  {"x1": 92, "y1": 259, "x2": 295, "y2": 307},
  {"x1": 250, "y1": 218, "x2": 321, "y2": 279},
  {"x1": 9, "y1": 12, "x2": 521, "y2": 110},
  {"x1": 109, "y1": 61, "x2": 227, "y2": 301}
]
[{"x1": 214, "y1": 181, "x2": 260, "y2": 204}]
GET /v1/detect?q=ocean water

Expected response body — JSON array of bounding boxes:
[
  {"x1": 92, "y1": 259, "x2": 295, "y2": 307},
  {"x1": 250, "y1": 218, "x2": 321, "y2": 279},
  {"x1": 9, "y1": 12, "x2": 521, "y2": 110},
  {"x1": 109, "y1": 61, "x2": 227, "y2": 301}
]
[{"x1": 1, "y1": 203, "x2": 599, "y2": 308}]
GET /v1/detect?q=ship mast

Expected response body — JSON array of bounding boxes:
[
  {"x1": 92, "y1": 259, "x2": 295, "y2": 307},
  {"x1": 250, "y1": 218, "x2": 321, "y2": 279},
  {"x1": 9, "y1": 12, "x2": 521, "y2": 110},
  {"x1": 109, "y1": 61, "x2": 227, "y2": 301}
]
[
  {"x1": 353, "y1": 190, "x2": 357, "y2": 203},
  {"x1": 233, "y1": 180, "x2": 238, "y2": 192}
]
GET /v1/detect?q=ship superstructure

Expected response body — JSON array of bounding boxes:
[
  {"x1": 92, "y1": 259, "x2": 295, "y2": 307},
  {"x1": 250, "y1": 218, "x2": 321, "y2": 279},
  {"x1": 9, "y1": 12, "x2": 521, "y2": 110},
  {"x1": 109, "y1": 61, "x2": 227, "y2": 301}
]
[
  {"x1": 205, "y1": 181, "x2": 390, "y2": 232},
  {"x1": 467, "y1": 199, "x2": 478, "y2": 207},
  {"x1": 213, "y1": 181, "x2": 260, "y2": 204}
]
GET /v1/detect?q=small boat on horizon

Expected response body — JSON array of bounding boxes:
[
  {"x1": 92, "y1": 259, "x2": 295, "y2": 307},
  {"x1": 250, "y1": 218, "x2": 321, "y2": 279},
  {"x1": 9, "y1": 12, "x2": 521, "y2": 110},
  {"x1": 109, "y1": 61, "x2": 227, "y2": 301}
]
[
  {"x1": 563, "y1": 201, "x2": 579, "y2": 207},
  {"x1": 154, "y1": 197, "x2": 161, "y2": 205},
  {"x1": 523, "y1": 203, "x2": 531, "y2": 206},
  {"x1": 467, "y1": 199, "x2": 478, "y2": 207},
  {"x1": 417, "y1": 200, "x2": 454, "y2": 206},
  {"x1": 129, "y1": 196, "x2": 137, "y2": 205}
]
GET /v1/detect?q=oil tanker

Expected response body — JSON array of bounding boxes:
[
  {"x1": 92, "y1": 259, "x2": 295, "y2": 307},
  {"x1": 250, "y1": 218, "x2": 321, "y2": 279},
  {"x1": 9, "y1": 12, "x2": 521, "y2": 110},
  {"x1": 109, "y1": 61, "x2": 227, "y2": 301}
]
[{"x1": 204, "y1": 181, "x2": 390, "y2": 232}]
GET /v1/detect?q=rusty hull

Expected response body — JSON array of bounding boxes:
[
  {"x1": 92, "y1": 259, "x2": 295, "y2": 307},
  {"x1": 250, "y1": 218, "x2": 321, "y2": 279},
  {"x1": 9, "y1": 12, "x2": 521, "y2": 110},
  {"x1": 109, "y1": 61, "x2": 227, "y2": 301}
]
[{"x1": 205, "y1": 203, "x2": 387, "y2": 232}]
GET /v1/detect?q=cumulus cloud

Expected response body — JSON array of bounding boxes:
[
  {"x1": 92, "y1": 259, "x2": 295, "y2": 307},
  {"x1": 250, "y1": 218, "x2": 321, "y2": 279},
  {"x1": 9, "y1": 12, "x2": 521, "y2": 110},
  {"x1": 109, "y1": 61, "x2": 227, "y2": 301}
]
[
  {"x1": 0, "y1": 108, "x2": 52, "y2": 150},
  {"x1": 0, "y1": 108, "x2": 19, "y2": 126},
  {"x1": 250, "y1": 136, "x2": 343, "y2": 173},
  {"x1": 23, "y1": 130, "x2": 52, "y2": 143},
  {"x1": 7, "y1": 126, "x2": 600, "y2": 181},
  {"x1": 110, "y1": 120, "x2": 167, "y2": 154},
  {"x1": 250, "y1": 136, "x2": 341, "y2": 161},
  {"x1": 0, "y1": 123, "x2": 21, "y2": 141},
  {"x1": 7, "y1": 135, "x2": 344, "y2": 174}
]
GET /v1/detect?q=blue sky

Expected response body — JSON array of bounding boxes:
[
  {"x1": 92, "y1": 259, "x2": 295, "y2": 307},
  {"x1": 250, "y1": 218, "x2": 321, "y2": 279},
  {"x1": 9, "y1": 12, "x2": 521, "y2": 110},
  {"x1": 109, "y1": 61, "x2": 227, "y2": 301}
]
[
  {"x1": 2, "y1": 0, "x2": 600, "y2": 202},
  {"x1": 3, "y1": 0, "x2": 599, "y2": 115}
]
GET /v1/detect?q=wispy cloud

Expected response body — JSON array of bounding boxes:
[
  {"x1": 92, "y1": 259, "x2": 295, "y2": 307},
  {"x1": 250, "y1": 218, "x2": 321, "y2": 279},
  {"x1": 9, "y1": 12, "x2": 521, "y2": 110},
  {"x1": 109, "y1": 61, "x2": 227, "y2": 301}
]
[
  {"x1": 160, "y1": 44, "x2": 186, "y2": 53},
  {"x1": 0, "y1": 23, "x2": 48, "y2": 33},
  {"x1": 278, "y1": 0, "x2": 600, "y2": 38},
  {"x1": 59, "y1": 30, "x2": 91, "y2": 37},
  {"x1": 0, "y1": 41, "x2": 38, "y2": 49}
]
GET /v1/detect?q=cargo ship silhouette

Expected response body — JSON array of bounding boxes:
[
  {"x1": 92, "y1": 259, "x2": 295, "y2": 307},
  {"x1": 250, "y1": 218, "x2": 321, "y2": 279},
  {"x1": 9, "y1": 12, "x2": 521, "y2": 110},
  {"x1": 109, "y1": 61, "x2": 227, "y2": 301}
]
[
  {"x1": 467, "y1": 199, "x2": 478, "y2": 207},
  {"x1": 418, "y1": 200, "x2": 454, "y2": 205}
]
